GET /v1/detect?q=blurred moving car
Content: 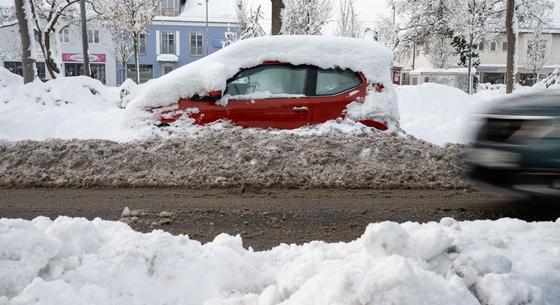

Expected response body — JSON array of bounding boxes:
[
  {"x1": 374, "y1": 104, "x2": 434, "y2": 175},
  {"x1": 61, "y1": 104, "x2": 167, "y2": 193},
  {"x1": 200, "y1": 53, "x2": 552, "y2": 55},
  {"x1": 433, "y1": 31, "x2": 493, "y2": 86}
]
[{"x1": 467, "y1": 91, "x2": 560, "y2": 198}]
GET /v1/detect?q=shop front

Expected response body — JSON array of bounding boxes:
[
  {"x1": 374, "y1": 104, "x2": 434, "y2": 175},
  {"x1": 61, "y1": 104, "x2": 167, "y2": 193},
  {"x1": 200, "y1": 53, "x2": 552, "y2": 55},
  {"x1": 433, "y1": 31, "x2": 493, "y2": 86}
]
[{"x1": 62, "y1": 53, "x2": 107, "y2": 84}]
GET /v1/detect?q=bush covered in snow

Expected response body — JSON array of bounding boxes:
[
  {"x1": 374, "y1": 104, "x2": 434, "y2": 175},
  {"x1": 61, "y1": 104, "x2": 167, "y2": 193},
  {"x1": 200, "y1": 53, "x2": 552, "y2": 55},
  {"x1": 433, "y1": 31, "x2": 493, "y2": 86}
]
[
  {"x1": 1, "y1": 216, "x2": 559, "y2": 305},
  {"x1": 534, "y1": 66, "x2": 560, "y2": 90}
]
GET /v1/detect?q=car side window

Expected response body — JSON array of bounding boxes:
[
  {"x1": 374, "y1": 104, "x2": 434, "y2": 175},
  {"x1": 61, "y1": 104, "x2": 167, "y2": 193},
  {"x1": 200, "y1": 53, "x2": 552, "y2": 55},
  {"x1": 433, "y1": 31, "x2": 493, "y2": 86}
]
[
  {"x1": 315, "y1": 68, "x2": 362, "y2": 96},
  {"x1": 225, "y1": 65, "x2": 308, "y2": 98}
]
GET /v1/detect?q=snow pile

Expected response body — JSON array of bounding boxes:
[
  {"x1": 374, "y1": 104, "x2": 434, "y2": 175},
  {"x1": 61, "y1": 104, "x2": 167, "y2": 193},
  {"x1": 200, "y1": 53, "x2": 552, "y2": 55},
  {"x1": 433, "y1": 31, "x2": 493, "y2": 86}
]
[
  {"x1": 534, "y1": 66, "x2": 560, "y2": 89},
  {"x1": 0, "y1": 129, "x2": 467, "y2": 188},
  {"x1": 0, "y1": 77, "x2": 139, "y2": 141},
  {"x1": 1, "y1": 217, "x2": 559, "y2": 305},
  {"x1": 130, "y1": 35, "x2": 398, "y2": 124},
  {"x1": 0, "y1": 67, "x2": 22, "y2": 89}
]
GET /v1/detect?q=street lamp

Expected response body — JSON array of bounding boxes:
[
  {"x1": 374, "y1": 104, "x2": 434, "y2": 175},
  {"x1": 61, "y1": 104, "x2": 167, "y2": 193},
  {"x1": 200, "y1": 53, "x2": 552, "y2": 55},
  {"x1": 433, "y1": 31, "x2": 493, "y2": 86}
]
[{"x1": 205, "y1": 0, "x2": 209, "y2": 56}]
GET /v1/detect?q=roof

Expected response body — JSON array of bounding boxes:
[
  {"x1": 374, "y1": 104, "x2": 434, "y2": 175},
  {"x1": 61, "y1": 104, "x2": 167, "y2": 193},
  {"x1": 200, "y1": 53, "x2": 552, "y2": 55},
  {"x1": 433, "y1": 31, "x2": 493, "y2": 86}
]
[
  {"x1": 130, "y1": 35, "x2": 393, "y2": 110},
  {"x1": 155, "y1": 0, "x2": 237, "y2": 23}
]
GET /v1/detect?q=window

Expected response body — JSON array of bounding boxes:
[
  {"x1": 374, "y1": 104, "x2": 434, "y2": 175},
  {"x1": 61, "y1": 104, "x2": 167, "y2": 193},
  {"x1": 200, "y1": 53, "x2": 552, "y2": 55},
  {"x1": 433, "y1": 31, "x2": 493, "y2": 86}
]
[
  {"x1": 139, "y1": 33, "x2": 146, "y2": 54},
  {"x1": 502, "y1": 41, "x2": 508, "y2": 52},
  {"x1": 162, "y1": 63, "x2": 174, "y2": 75},
  {"x1": 127, "y1": 64, "x2": 153, "y2": 83},
  {"x1": 5, "y1": 61, "x2": 46, "y2": 81},
  {"x1": 478, "y1": 42, "x2": 484, "y2": 51},
  {"x1": 226, "y1": 65, "x2": 308, "y2": 97},
  {"x1": 160, "y1": 0, "x2": 178, "y2": 16},
  {"x1": 161, "y1": 32, "x2": 175, "y2": 54},
  {"x1": 60, "y1": 27, "x2": 70, "y2": 44},
  {"x1": 64, "y1": 63, "x2": 106, "y2": 83},
  {"x1": 315, "y1": 68, "x2": 362, "y2": 96},
  {"x1": 490, "y1": 42, "x2": 496, "y2": 51},
  {"x1": 87, "y1": 29, "x2": 100, "y2": 44},
  {"x1": 190, "y1": 32, "x2": 203, "y2": 56}
]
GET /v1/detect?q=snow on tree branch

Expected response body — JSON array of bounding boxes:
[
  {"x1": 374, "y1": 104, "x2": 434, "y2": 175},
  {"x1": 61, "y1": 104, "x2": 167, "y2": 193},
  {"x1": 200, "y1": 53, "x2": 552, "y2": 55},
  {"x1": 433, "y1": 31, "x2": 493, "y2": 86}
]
[{"x1": 281, "y1": 0, "x2": 332, "y2": 35}]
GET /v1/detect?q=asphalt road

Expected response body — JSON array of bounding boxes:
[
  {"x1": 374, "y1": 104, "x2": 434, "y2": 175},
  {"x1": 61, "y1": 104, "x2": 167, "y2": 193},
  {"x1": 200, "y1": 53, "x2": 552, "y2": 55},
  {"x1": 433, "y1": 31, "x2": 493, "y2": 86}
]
[{"x1": 1, "y1": 188, "x2": 559, "y2": 250}]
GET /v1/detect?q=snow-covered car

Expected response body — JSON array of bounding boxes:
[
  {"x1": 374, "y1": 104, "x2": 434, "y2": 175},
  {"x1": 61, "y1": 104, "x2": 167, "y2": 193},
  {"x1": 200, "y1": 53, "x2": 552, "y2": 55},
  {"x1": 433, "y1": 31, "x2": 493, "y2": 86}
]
[{"x1": 130, "y1": 35, "x2": 399, "y2": 130}]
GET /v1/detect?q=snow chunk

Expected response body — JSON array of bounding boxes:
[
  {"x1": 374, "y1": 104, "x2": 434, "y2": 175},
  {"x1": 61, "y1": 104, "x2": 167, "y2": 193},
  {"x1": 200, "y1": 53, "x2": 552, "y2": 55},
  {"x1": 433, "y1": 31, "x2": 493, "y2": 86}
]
[
  {"x1": 0, "y1": 66, "x2": 23, "y2": 89},
  {"x1": 130, "y1": 35, "x2": 394, "y2": 112}
]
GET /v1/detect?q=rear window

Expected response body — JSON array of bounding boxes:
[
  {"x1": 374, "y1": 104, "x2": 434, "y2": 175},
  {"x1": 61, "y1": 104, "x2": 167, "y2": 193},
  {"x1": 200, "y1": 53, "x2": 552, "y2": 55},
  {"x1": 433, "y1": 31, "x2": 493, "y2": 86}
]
[{"x1": 315, "y1": 69, "x2": 362, "y2": 96}]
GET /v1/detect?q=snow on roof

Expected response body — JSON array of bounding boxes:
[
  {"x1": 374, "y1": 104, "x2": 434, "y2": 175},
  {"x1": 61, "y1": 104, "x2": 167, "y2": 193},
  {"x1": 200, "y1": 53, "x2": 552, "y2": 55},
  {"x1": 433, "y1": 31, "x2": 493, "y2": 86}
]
[
  {"x1": 156, "y1": 0, "x2": 237, "y2": 23},
  {"x1": 130, "y1": 35, "x2": 393, "y2": 110}
]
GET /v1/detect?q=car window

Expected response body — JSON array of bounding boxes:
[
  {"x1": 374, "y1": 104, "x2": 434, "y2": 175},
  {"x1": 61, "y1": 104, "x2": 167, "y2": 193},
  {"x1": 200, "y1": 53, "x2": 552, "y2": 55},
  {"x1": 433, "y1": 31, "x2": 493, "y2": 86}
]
[
  {"x1": 315, "y1": 69, "x2": 361, "y2": 96},
  {"x1": 225, "y1": 65, "x2": 308, "y2": 97}
]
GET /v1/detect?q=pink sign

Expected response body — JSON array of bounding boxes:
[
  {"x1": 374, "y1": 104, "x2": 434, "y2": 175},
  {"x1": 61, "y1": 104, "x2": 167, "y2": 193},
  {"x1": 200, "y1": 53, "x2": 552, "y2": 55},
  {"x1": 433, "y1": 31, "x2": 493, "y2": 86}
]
[{"x1": 62, "y1": 53, "x2": 106, "y2": 63}]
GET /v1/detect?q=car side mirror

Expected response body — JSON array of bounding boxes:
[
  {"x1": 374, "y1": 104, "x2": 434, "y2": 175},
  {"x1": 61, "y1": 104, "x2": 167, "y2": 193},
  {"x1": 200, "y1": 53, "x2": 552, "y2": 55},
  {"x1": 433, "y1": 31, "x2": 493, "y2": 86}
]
[{"x1": 192, "y1": 90, "x2": 223, "y2": 102}]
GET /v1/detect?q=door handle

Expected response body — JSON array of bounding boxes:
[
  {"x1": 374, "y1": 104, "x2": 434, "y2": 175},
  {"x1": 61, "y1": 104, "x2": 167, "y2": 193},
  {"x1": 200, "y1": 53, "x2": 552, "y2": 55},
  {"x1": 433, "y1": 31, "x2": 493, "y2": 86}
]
[{"x1": 292, "y1": 106, "x2": 309, "y2": 112}]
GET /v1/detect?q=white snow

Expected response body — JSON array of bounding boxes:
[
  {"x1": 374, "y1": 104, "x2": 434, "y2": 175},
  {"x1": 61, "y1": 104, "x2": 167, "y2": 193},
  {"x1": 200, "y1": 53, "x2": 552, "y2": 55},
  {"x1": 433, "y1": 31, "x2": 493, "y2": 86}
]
[
  {"x1": 130, "y1": 35, "x2": 398, "y2": 124},
  {"x1": 0, "y1": 67, "x2": 22, "y2": 89},
  {"x1": 1, "y1": 217, "x2": 559, "y2": 305},
  {"x1": 156, "y1": 0, "x2": 237, "y2": 23},
  {"x1": 156, "y1": 54, "x2": 179, "y2": 62}
]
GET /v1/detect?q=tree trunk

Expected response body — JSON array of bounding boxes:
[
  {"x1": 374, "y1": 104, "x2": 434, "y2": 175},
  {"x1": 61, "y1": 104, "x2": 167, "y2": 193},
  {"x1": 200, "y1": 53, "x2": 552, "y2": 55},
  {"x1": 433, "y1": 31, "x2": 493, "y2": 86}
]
[
  {"x1": 80, "y1": 0, "x2": 91, "y2": 77},
  {"x1": 467, "y1": 34, "x2": 473, "y2": 95},
  {"x1": 14, "y1": 0, "x2": 36, "y2": 84},
  {"x1": 505, "y1": 0, "x2": 515, "y2": 94},
  {"x1": 271, "y1": 0, "x2": 284, "y2": 35},
  {"x1": 43, "y1": 32, "x2": 60, "y2": 79},
  {"x1": 133, "y1": 37, "x2": 140, "y2": 83}
]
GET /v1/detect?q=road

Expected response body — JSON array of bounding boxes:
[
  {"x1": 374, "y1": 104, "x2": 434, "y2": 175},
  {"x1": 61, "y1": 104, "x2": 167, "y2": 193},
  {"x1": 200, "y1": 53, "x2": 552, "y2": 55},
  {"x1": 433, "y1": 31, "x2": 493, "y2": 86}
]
[{"x1": 1, "y1": 188, "x2": 559, "y2": 250}]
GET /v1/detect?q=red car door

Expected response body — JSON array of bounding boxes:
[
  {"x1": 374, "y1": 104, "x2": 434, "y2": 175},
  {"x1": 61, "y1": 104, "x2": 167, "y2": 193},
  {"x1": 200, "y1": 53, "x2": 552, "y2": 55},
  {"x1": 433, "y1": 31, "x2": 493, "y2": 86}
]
[
  {"x1": 224, "y1": 63, "x2": 311, "y2": 129},
  {"x1": 305, "y1": 67, "x2": 367, "y2": 124}
]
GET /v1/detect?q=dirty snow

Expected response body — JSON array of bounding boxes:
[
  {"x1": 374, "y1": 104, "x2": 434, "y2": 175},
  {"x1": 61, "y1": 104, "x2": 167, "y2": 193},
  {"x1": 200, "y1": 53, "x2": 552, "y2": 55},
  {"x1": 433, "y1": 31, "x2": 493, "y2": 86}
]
[
  {"x1": 1, "y1": 217, "x2": 559, "y2": 305},
  {"x1": 0, "y1": 128, "x2": 467, "y2": 188},
  {"x1": 129, "y1": 35, "x2": 399, "y2": 125}
]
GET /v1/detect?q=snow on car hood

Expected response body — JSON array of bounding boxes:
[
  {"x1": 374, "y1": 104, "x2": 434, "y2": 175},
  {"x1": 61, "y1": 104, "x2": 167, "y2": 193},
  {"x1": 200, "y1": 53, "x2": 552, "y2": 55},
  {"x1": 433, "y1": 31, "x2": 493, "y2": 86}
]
[{"x1": 129, "y1": 35, "x2": 399, "y2": 125}]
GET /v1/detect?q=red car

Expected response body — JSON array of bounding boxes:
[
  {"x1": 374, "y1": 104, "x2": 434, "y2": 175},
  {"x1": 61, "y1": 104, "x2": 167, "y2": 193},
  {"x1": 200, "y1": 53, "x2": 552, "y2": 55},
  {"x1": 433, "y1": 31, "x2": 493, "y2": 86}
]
[{"x1": 159, "y1": 61, "x2": 388, "y2": 131}]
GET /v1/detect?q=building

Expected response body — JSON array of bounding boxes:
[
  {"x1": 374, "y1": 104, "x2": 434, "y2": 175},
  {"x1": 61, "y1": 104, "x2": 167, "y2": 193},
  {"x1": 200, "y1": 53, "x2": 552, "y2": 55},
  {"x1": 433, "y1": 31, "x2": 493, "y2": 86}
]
[
  {"x1": 119, "y1": 0, "x2": 238, "y2": 85},
  {"x1": 400, "y1": 28, "x2": 560, "y2": 87}
]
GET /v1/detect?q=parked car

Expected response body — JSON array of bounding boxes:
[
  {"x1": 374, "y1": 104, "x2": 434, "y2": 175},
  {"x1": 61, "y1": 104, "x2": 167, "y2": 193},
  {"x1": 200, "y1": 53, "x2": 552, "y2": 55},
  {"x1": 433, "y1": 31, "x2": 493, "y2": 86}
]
[
  {"x1": 148, "y1": 36, "x2": 396, "y2": 131},
  {"x1": 158, "y1": 62, "x2": 388, "y2": 130},
  {"x1": 467, "y1": 91, "x2": 560, "y2": 198}
]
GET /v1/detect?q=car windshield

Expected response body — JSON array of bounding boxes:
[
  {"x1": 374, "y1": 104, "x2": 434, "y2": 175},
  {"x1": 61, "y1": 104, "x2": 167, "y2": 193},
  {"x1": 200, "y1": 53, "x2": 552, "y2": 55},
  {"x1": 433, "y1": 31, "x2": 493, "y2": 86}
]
[{"x1": 225, "y1": 65, "x2": 308, "y2": 97}]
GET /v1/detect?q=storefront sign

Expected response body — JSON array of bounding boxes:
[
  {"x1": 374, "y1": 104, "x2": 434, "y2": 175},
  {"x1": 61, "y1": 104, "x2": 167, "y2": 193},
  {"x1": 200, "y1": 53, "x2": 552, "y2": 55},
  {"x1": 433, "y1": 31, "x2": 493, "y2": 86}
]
[{"x1": 62, "y1": 53, "x2": 106, "y2": 63}]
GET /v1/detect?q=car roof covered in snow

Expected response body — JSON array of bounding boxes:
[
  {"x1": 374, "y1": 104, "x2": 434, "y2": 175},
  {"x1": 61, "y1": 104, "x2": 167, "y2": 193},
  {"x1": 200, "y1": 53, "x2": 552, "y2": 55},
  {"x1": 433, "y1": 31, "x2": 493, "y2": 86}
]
[{"x1": 129, "y1": 35, "x2": 393, "y2": 109}]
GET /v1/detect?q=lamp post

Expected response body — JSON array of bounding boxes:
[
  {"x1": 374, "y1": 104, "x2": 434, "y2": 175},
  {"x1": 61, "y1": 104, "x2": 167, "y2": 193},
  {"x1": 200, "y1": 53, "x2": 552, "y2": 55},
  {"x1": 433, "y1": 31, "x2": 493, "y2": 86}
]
[
  {"x1": 205, "y1": 0, "x2": 209, "y2": 56},
  {"x1": 79, "y1": 0, "x2": 91, "y2": 77}
]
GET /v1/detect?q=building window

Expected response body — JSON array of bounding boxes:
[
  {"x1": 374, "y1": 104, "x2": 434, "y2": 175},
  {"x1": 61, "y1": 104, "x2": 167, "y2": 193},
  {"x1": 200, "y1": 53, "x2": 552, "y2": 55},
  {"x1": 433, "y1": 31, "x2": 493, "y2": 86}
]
[
  {"x1": 88, "y1": 29, "x2": 100, "y2": 44},
  {"x1": 162, "y1": 63, "x2": 174, "y2": 75},
  {"x1": 161, "y1": 32, "x2": 175, "y2": 54},
  {"x1": 63, "y1": 63, "x2": 106, "y2": 83},
  {"x1": 502, "y1": 41, "x2": 508, "y2": 52},
  {"x1": 127, "y1": 64, "x2": 153, "y2": 83},
  {"x1": 490, "y1": 41, "x2": 496, "y2": 51},
  {"x1": 478, "y1": 42, "x2": 484, "y2": 51},
  {"x1": 5, "y1": 61, "x2": 46, "y2": 81},
  {"x1": 139, "y1": 33, "x2": 146, "y2": 54},
  {"x1": 160, "y1": 0, "x2": 178, "y2": 16},
  {"x1": 60, "y1": 27, "x2": 70, "y2": 44},
  {"x1": 190, "y1": 32, "x2": 203, "y2": 56}
]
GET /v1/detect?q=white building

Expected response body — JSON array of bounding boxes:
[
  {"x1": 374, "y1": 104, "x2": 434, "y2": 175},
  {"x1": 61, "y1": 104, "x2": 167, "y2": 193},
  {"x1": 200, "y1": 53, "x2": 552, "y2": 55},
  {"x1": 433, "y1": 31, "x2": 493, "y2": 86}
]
[
  {"x1": 400, "y1": 28, "x2": 560, "y2": 87},
  {"x1": 0, "y1": 11, "x2": 117, "y2": 86}
]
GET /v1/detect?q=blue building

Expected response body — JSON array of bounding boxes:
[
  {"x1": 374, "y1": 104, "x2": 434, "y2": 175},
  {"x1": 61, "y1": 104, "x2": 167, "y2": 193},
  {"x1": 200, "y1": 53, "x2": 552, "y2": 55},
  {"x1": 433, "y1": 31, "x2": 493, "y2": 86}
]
[{"x1": 117, "y1": 0, "x2": 238, "y2": 84}]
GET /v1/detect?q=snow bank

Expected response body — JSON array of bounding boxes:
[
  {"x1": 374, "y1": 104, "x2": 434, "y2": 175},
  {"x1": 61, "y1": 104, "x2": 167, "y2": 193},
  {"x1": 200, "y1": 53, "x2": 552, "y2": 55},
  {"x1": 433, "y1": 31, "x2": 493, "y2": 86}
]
[
  {"x1": 0, "y1": 77, "x2": 141, "y2": 141},
  {"x1": 129, "y1": 35, "x2": 398, "y2": 123},
  {"x1": 0, "y1": 67, "x2": 22, "y2": 89},
  {"x1": 0, "y1": 129, "x2": 467, "y2": 189},
  {"x1": 1, "y1": 217, "x2": 559, "y2": 305}
]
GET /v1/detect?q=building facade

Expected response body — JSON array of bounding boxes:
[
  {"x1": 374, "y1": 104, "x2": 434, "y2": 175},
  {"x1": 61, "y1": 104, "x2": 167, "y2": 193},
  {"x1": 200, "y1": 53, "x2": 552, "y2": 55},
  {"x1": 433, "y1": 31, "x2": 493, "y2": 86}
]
[
  {"x1": 400, "y1": 28, "x2": 560, "y2": 87},
  {"x1": 119, "y1": 0, "x2": 238, "y2": 85}
]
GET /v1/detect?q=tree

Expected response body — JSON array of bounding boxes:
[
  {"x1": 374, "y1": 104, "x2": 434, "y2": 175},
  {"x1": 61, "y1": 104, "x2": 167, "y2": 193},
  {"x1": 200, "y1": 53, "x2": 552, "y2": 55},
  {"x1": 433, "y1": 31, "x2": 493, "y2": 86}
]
[
  {"x1": 281, "y1": 0, "x2": 331, "y2": 35},
  {"x1": 100, "y1": 0, "x2": 158, "y2": 83},
  {"x1": 236, "y1": 1, "x2": 265, "y2": 40},
  {"x1": 525, "y1": 24, "x2": 548, "y2": 83},
  {"x1": 336, "y1": 0, "x2": 362, "y2": 38},
  {"x1": 270, "y1": 0, "x2": 283, "y2": 35},
  {"x1": 425, "y1": 34, "x2": 454, "y2": 69},
  {"x1": 13, "y1": 0, "x2": 36, "y2": 83}
]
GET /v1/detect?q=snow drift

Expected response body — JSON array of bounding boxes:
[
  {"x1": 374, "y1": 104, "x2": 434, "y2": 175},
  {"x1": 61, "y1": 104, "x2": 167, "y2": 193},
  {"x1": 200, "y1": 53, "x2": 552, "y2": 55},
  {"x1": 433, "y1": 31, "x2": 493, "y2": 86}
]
[
  {"x1": 0, "y1": 67, "x2": 22, "y2": 89},
  {"x1": 129, "y1": 35, "x2": 399, "y2": 124},
  {"x1": 1, "y1": 217, "x2": 559, "y2": 305}
]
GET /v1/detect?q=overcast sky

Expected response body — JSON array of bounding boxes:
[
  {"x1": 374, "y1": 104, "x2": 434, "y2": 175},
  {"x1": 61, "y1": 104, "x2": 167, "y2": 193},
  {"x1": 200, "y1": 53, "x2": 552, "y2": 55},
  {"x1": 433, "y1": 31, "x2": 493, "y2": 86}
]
[{"x1": 247, "y1": 0, "x2": 560, "y2": 34}]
